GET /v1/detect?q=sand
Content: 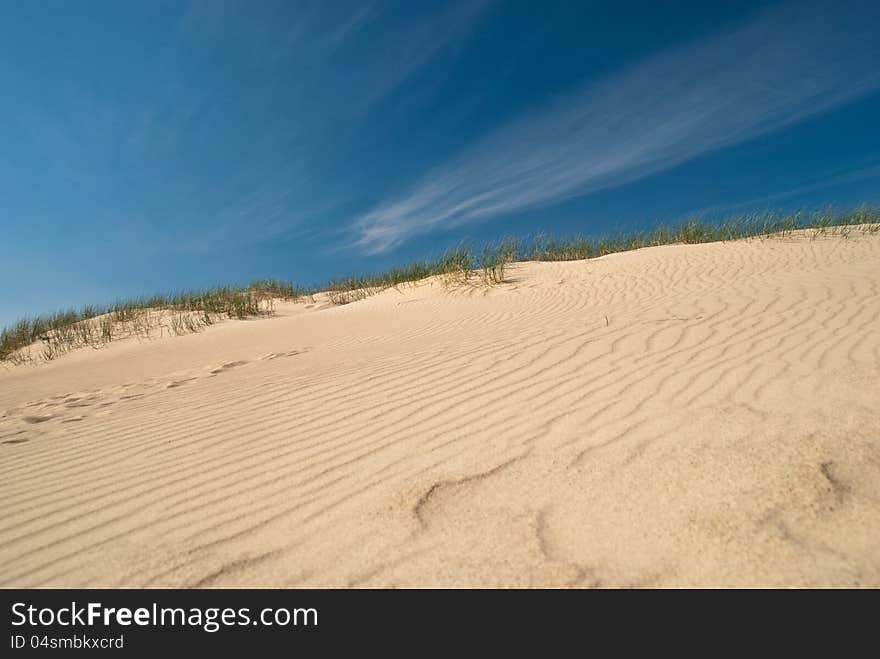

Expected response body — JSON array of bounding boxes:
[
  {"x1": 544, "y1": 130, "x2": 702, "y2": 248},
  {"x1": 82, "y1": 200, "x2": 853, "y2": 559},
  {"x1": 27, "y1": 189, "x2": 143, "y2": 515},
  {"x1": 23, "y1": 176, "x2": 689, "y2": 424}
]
[{"x1": 1, "y1": 233, "x2": 879, "y2": 588}]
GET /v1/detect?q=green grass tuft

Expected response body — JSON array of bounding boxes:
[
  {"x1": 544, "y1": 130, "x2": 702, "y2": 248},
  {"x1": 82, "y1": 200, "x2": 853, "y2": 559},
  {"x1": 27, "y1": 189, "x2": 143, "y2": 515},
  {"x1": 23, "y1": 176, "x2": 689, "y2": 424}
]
[{"x1": 0, "y1": 280, "x2": 302, "y2": 364}]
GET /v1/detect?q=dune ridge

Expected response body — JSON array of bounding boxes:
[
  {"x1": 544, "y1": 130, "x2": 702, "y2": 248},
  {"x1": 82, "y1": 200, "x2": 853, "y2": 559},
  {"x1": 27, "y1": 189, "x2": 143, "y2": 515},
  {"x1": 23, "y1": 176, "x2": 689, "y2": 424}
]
[{"x1": 1, "y1": 232, "x2": 879, "y2": 587}]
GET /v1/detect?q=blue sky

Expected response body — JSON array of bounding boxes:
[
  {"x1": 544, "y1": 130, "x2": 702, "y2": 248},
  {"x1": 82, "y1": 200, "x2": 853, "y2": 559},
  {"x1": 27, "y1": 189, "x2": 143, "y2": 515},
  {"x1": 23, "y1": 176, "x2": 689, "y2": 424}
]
[{"x1": 2, "y1": 0, "x2": 879, "y2": 325}]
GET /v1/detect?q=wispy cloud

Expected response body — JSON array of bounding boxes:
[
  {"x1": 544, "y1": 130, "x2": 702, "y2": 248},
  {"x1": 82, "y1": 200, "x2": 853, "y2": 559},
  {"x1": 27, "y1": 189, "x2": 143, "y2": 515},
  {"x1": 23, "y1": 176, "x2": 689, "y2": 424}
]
[
  {"x1": 3, "y1": 2, "x2": 494, "y2": 253},
  {"x1": 334, "y1": 0, "x2": 495, "y2": 113},
  {"x1": 326, "y1": 3, "x2": 378, "y2": 46},
  {"x1": 352, "y1": 1, "x2": 880, "y2": 253},
  {"x1": 168, "y1": 1, "x2": 495, "y2": 247}
]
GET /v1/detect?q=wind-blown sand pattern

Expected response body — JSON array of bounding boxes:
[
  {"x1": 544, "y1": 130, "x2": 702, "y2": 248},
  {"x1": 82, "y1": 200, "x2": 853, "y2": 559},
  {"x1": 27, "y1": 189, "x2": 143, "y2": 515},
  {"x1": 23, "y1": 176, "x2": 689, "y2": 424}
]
[{"x1": 2, "y1": 233, "x2": 879, "y2": 587}]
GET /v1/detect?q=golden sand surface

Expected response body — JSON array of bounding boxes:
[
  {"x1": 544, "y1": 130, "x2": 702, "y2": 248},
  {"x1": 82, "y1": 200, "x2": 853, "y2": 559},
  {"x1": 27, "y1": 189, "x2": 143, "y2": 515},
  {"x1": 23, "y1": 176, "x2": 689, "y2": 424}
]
[{"x1": 2, "y1": 233, "x2": 878, "y2": 587}]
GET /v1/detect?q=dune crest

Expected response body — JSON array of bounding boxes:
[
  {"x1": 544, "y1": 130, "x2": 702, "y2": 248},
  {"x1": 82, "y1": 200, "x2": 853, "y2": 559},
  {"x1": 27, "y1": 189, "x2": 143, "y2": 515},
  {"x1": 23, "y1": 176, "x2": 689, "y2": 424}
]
[{"x1": 2, "y1": 233, "x2": 879, "y2": 587}]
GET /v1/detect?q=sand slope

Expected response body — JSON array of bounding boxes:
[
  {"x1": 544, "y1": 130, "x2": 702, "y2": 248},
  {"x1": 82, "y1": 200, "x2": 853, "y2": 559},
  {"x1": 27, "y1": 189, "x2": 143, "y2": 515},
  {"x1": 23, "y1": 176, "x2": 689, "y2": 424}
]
[{"x1": 2, "y1": 233, "x2": 879, "y2": 587}]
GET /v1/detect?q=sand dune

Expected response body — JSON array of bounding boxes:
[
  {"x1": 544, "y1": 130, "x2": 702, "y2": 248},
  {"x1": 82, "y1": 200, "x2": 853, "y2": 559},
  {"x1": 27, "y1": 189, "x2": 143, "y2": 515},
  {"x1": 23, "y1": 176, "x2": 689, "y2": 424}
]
[{"x1": 1, "y1": 232, "x2": 879, "y2": 587}]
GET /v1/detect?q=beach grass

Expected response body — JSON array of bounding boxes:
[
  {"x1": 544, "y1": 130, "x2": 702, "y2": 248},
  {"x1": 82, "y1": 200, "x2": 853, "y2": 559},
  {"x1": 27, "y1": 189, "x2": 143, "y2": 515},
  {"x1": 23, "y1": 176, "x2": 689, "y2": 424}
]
[
  {"x1": 1, "y1": 279, "x2": 302, "y2": 364},
  {"x1": 3, "y1": 207, "x2": 878, "y2": 364}
]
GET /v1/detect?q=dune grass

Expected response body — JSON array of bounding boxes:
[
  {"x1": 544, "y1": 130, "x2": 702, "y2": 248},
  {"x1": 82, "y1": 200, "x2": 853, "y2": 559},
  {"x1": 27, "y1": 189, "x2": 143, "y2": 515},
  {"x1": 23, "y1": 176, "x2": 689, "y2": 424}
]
[
  {"x1": 294, "y1": 207, "x2": 880, "y2": 307},
  {"x1": 525, "y1": 207, "x2": 879, "y2": 262},
  {"x1": 3, "y1": 207, "x2": 878, "y2": 364},
  {"x1": 326, "y1": 246, "x2": 474, "y2": 304},
  {"x1": 1, "y1": 279, "x2": 304, "y2": 364}
]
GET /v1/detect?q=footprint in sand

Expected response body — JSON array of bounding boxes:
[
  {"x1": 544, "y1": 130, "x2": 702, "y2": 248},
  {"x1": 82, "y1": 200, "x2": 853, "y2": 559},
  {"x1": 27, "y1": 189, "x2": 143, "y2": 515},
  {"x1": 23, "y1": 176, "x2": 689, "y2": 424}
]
[
  {"x1": 210, "y1": 360, "x2": 248, "y2": 374},
  {"x1": 1, "y1": 430, "x2": 28, "y2": 444},
  {"x1": 260, "y1": 349, "x2": 307, "y2": 360},
  {"x1": 166, "y1": 377, "x2": 198, "y2": 388},
  {"x1": 22, "y1": 415, "x2": 53, "y2": 424},
  {"x1": 65, "y1": 399, "x2": 94, "y2": 408}
]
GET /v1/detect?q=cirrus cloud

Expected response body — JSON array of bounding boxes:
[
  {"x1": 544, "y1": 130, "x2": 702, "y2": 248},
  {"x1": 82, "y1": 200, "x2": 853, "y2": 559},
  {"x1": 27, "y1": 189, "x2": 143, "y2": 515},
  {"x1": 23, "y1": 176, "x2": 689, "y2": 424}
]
[{"x1": 352, "y1": 1, "x2": 880, "y2": 253}]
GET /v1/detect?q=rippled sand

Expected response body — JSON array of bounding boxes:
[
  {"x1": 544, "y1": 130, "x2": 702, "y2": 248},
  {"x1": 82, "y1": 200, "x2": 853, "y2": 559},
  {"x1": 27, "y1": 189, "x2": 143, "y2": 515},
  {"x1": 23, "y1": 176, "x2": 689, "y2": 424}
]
[{"x1": 2, "y1": 231, "x2": 879, "y2": 587}]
